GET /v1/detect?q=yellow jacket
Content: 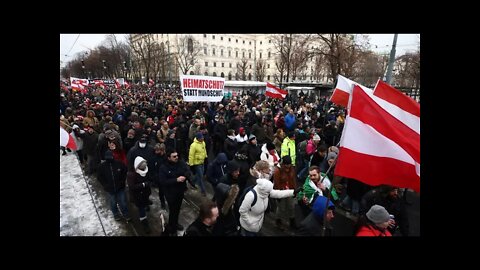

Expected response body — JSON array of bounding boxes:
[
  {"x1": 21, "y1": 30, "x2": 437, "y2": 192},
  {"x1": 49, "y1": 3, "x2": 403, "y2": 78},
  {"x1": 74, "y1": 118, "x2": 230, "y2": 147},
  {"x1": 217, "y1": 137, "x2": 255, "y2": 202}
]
[{"x1": 189, "y1": 138, "x2": 207, "y2": 165}]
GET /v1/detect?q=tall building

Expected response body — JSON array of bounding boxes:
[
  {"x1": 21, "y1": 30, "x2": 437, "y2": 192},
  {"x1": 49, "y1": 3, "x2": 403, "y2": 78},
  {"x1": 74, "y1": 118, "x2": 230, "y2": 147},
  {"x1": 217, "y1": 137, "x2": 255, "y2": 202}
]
[{"x1": 129, "y1": 34, "x2": 332, "y2": 85}]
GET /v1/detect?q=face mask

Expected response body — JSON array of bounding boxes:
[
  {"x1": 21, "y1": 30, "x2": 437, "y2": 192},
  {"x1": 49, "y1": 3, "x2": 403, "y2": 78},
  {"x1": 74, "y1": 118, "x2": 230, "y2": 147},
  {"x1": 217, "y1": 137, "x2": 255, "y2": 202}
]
[{"x1": 139, "y1": 142, "x2": 146, "y2": 148}]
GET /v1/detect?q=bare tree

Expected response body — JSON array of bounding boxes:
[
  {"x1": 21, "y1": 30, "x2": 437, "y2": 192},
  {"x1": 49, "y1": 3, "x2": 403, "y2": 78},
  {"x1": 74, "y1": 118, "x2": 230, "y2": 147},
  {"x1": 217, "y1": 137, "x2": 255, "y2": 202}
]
[
  {"x1": 255, "y1": 59, "x2": 267, "y2": 81},
  {"x1": 271, "y1": 34, "x2": 313, "y2": 86},
  {"x1": 174, "y1": 35, "x2": 202, "y2": 75},
  {"x1": 315, "y1": 34, "x2": 365, "y2": 82},
  {"x1": 129, "y1": 34, "x2": 157, "y2": 82},
  {"x1": 393, "y1": 51, "x2": 420, "y2": 88},
  {"x1": 236, "y1": 58, "x2": 249, "y2": 80}
]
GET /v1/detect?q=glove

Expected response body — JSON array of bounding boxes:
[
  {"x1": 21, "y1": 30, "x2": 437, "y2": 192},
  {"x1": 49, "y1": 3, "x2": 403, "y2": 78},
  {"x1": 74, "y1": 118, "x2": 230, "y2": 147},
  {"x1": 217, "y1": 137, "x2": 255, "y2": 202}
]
[{"x1": 293, "y1": 187, "x2": 303, "y2": 197}]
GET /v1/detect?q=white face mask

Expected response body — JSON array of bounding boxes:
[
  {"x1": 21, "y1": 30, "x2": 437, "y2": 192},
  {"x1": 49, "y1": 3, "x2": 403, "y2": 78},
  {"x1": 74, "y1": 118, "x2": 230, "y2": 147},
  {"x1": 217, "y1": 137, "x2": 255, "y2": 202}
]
[{"x1": 139, "y1": 142, "x2": 146, "y2": 148}]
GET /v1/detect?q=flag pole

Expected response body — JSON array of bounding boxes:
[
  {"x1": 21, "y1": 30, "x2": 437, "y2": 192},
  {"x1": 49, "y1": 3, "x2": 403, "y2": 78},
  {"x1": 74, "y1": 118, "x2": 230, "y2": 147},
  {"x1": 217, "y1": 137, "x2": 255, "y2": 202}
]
[{"x1": 320, "y1": 142, "x2": 340, "y2": 236}]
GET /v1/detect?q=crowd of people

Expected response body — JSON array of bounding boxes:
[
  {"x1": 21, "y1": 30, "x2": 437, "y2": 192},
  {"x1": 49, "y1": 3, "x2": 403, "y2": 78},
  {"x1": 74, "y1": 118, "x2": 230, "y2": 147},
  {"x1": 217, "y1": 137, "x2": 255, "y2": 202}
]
[{"x1": 60, "y1": 83, "x2": 410, "y2": 236}]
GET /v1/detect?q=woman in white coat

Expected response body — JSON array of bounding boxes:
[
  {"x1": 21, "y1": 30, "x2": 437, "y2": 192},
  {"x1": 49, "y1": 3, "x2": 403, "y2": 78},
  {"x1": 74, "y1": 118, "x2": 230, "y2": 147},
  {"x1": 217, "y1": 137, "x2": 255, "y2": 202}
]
[{"x1": 239, "y1": 178, "x2": 298, "y2": 236}]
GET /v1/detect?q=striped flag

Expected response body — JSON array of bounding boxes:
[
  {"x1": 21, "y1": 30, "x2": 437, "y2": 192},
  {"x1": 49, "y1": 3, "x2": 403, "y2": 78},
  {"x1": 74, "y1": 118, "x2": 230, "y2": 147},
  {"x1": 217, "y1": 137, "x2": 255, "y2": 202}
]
[
  {"x1": 330, "y1": 75, "x2": 372, "y2": 107},
  {"x1": 266, "y1": 82, "x2": 287, "y2": 99},
  {"x1": 60, "y1": 127, "x2": 77, "y2": 151},
  {"x1": 335, "y1": 80, "x2": 420, "y2": 192}
]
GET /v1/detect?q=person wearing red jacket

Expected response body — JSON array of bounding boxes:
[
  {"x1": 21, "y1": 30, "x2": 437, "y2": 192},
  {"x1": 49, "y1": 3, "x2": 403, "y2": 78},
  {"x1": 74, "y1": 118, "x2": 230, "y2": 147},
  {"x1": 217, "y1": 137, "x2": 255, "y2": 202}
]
[{"x1": 356, "y1": 205, "x2": 393, "y2": 237}]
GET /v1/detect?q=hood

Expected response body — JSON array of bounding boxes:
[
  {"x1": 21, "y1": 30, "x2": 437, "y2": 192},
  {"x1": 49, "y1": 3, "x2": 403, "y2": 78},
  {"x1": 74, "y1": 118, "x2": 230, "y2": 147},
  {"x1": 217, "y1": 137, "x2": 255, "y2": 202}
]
[
  {"x1": 215, "y1": 153, "x2": 228, "y2": 165},
  {"x1": 312, "y1": 196, "x2": 335, "y2": 219},
  {"x1": 255, "y1": 178, "x2": 273, "y2": 197},
  {"x1": 261, "y1": 143, "x2": 268, "y2": 153},
  {"x1": 134, "y1": 156, "x2": 146, "y2": 170}
]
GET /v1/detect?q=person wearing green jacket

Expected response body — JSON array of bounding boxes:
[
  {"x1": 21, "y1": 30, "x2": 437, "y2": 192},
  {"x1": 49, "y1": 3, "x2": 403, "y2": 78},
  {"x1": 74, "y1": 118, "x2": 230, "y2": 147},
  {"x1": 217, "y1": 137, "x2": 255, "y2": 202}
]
[
  {"x1": 297, "y1": 166, "x2": 331, "y2": 218},
  {"x1": 281, "y1": 131, "x2": 296, "y2": 166},
  {"x1": 189, "y1": 132, "x2": 208, "y2": 196}
]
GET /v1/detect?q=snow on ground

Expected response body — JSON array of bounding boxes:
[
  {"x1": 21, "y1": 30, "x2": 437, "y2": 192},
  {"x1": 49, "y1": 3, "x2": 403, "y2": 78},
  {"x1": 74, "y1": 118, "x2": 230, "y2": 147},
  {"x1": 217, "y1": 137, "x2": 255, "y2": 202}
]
[{"x1": 60, "y1": 152, "x2": 127, "y2": 236}]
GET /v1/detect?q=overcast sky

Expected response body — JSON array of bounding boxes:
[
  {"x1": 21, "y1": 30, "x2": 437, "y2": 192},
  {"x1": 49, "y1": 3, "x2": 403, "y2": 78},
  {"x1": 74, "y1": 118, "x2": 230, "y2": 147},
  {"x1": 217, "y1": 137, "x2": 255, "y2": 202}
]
[{"x1": 60, "y1": 34, "x2": 419, "y2": 67}]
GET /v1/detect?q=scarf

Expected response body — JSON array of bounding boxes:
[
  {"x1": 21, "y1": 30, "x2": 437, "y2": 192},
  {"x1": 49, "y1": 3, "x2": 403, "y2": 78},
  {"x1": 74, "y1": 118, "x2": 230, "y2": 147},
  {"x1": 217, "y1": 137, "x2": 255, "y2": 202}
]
[{"x1": 136, "y1": 166, "x2": 148, "y2": 177}]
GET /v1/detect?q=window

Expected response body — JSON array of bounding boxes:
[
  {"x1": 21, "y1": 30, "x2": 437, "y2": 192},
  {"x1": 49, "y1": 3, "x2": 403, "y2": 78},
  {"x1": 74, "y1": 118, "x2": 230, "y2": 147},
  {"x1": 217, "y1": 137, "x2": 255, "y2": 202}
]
[
  {"x1": 259, "y1": 53, "x2": 262, "y2": 59},
  {"x1": 243, "y1": 40, "x2": 245, "y2": 44},
  {"x1": 221, "y1": 72, "x2": 224, "y2": 78},
  {"x1": 228, "y1": 73, "x2": 232, "y2": 80},
  {"x1": 249, "y1": 41, "x2": 251, "y2": 45},
  {"x1": 243, "y1": 52, "x2": 245, "y2": 58},
  {"x1": 204, "y1": 47, "x2": 207, "y2": 55},
  {"x1": 214, "y1": 62, "x2": 216, "y2": 67},
  {"x1": 229, "y1": 38, "x2": 231, "y2": 42},
  {"x1": 260, "y1": 41, "x2": 262, "y2": 45},
  {"x1": 222, "y1": 63, "x2": 224, "y2": 67},
  {"x1": 213, "y1": 35, "x2": 215, "y2": 39},
  {"x1": 205, "y1": 62, "x2": 208, "y2": 67},
  {"x1": 269, "y1": 40, "x2": 271, "y2": 43},
  {"x1": 229, "y1": 50, "x2": 231, "y2": 57},
  {"x1": 249, "y1": 65, "x2": 252, "y2": 69},
  {"x1": 310, "y1": 76, "x2": 313, "y2": 80},
  {"x1": 236, "y1": 39, "x2": 238, "y2": 43},
  {"x1": 229, "y1": 63, "x2": 232, "y2": 68},
  {"x1": 190, "y1": 71, "x2": 195, "y2": 75},
  {"x1": 213, "y1": 48, "x2": 215, "y2": 55},
  {"x1": 267, "y1": 64, "x2": 270, "y2": 68},
  {"x1": 205, "y1": 72, "x2": 208, "y2": 76},
  {"x1": 248, "y1": 73, "x2": 252, "y2": 80},
  {"x1": 213, "y1": 72, "x2": 217, "y2": 76},
  {"x1": 267, "y1": 75, "x2": 270, "y2": 80},
  {"x1": 249, "y1": 53, "x2": 251, "y2": 59},
  {"x1": 268, "y1": 52, "x2": 271, "y2": 58},
  {"x1": 204, "y1": 34, "x2": 207, "y2": 38},
  {"x1": 221, "y1": 49, "x2": 223, "y2": 56},
  {"x1": 221, "y1": 37, "x2": 223, "y2": 40},
  {"x1": 236, "y1": 51, "x2": 238, "y2": 58}
]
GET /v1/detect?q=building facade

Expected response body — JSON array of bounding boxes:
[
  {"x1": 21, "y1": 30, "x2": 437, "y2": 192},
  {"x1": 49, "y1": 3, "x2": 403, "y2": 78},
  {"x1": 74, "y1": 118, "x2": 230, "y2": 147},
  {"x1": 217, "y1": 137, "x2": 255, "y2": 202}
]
[{"x1": 129, "y1": 34, "x2": 332, "y2": 85}]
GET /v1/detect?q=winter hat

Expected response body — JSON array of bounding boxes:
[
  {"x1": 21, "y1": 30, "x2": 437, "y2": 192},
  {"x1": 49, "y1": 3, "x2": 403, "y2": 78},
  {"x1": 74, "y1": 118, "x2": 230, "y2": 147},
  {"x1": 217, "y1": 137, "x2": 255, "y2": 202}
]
[
  {"x1": 281, "y1": 155, "x2": 292, "y2": 165},
  {"x1": 139, "y1": 134, "x2": 148, "y2": 143},
  {"x1": 266, "y1": 142, "x2": 275, "y2": 151},
  {"x1": 312, "y1": 134, "x2": 321, "y2": 141},
  {"x1": 196, "y1": 132, "x2": 204, "y2": 140},
  {"x1": 72, "y1": 124, "x2": 80, "y2": 130},
  {"x1": 326, "y1": 151, "x2": 337, "y2": 161},
  {"x1": 134, "y1": 156, "x2": 147, "y2": 170},
  {"x1": 312, "y1": 196, "x2": 335, "y2": 219},
  {"x1": 239, "y1": 127, "x2": 245, "y2": 133},
  {"x1": 366, "y1": 205, "x2": 391, "y2": 224},
  {"x1": 227, "y1": 160, "x2": 240, "y2": 173},
  {"x1": 167, "y1": 129, "x2": 175, "y2": 137},
  {"x1": 248, "y1": 134, "x2": 256, "y2": 141}
]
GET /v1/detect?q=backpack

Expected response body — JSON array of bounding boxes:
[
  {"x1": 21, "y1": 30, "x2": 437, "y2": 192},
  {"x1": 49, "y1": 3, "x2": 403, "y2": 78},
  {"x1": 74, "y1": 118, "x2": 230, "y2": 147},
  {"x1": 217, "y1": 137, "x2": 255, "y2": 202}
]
[
  {"x1": 297, "y1": 140, "x2": 308, "y2": 159},
  {"x1": 238, "y1": 185, "x2": 257, "y2": 210}
]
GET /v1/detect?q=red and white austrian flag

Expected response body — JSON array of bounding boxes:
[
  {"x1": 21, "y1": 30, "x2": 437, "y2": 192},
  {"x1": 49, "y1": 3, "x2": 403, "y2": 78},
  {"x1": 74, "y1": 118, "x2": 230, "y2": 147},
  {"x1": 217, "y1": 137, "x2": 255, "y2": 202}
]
[
  {"x1": 330, "y1": 75, "x2": 371, "y2": 107},
  {"x1": 60, "y1": 127, "x2": 77, "y2": 151},
  {"x1": 266, "y1": 82, "x2": 287, "y2": 99},
  {"x1": 335, "y1": 80, "x2": 420, "y2": 192}
]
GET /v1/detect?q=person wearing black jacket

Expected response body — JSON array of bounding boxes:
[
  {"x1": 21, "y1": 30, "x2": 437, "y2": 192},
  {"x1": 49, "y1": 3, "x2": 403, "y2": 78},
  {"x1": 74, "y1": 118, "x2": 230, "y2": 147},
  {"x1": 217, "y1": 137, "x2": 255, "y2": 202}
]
[
  {"x1": 184, "y1": 199, "x2": 219, "y2": 236},
  {"x1": 126, "y1": 156, "x2": 152, "y2": 234},
  {"x1": 97, "y1": 150, "x2": 130, "y2": 221},
  {"x1": 158, "y1": 149, "x2": 192, "y2": 235}
]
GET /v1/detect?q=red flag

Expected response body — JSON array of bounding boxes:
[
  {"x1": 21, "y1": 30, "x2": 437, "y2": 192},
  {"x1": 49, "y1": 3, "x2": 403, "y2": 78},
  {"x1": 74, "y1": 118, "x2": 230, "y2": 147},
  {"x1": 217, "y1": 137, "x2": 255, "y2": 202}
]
[
  {"x1": 114, "y1": 79, "x2": 121, "y2": 89},
  {"x1": 266, "y1": 82, "x2": 287, "y2": 99},
  {"x1": 60, "y1": 127, "x2": 77, "y2": 151},
  {"x1": 335, "y1": 82, "x2": 420, "y2": 192},
  {"x1": 330, "y1": 75, "x2": 371, "y2": 107},
  {"x1": 124, "y1": 80, "x2": 131, "y2": 89},
  {"x1": 148, "y1": 79, "x2": 154, "y2": 87}
]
